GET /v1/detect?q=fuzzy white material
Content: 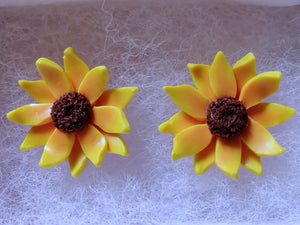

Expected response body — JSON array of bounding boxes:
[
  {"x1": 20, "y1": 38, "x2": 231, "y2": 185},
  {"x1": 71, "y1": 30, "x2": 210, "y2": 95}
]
[{"x1": 0, "y1": 1, "x2": 299, "y2": 224}]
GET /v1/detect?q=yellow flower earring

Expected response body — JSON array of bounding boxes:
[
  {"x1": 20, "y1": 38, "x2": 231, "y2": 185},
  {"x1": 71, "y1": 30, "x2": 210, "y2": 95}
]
[
  {"x1": 159, "y1": 51, "x2": 296, "y2": 180},
  {"x1": 7, "y1": 47, "x2": 138, "y2": 178}
]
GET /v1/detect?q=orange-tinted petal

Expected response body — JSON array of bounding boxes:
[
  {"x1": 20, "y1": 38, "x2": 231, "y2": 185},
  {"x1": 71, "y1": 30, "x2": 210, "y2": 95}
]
[
  {"x1": 39, "y1": 129, "x2": 75, "y2": 169},
  {"x1": 95, "y1": 87, "x2": 139, "y2": 110},
  {"x1": 247, "y1": 103, "x2": 296, "y2": 128},
  {"x1": 239, "y1": 72, "x2": 282, "y2": 109},
  {"x1": 163, "y1": 85, "x2": 211, "y2": 120},
  {"x1": 241, "y1": 143, "x2": 263, "y2": 176},
  {"x1": 20, "y1": 123, "x2": 55, "y2": 151},
  {"x1": 172, "y1": 124, "x2": 212, "y2": 161},
  {"x1": 103, "y1": 132, "x2": 129, "y2": 156},
  {"x1": 19, "y1": 80, "x2": 56, "y2": 103},
  {"x1": 215, "y1": 137, "x2": 241, "y2": 180},
  {"x1": 7, "y1": 104, "x2": 52, "y2": 126},
  {"x1": 159, "y1": 111, "x2": 200, "y2": 135},
  {"x1": 36, "y1": 58, "x2": 73, "y2": 99},
  {"x1": 187, "y1": 64, "x2": 216, "y2": 101},
  {"x1": 92, "y1": 106, "x2": 130, "y2": 134},
  {"x1": 78, "y1": 66, "x2": 109, "y2": 105},
  {"x1": 68, "y1": 138, "x2": 88, "y2": 178},
  {"x1": 209, "y1": 51, "x2": 237, "y2": 98},
  {"x1": 63, "y1": 47, "x2": 90, "y2": 91},
  {"x1": 233, "y1": 53, "x2": 256, "y2": 95},
  {"x1": 241, "y1": 117, "x2": 286, "y2": 156},
  {"x1": 194, "y1": 138, "x2": 215, "y2": 175},
  {"x1": 77, "y1": 124, "x2": 107, "y2": 167}
]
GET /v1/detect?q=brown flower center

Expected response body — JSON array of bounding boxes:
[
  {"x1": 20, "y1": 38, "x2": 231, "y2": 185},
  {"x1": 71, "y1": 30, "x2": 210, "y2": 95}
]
[
  {"x1": 206, "y1": 97, "x2": 248, "y2": 138},
  {"x1": 51, "y1": 92, "x2": 92, "y2": 133}
]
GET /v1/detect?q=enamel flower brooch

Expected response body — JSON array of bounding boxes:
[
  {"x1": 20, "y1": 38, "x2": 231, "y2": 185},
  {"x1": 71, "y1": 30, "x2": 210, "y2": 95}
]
[
  {"x1": 7, "y1": 47, "x2": 138, "y2": 178},
  {"x1": 159, "y1": 51, "x2": 296, "y2": 180}
]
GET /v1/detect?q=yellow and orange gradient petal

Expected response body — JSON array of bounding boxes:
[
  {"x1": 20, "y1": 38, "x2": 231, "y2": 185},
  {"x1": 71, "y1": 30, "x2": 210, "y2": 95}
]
[
  {"x1": 7, "y1": 47, "x2": 138, "y2": 178},
  {"x1": 159, "y1": 51, "x2": 296, "y2": 180}
]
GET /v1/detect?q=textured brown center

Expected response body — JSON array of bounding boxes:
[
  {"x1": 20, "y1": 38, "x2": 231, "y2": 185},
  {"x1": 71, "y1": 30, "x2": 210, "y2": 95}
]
[
  {"x1": 206, "y1": 97, "x2": 248, "y2": 138},
  {"x1": 51, "y1": 92, "x2": 91, "y2": 133}
]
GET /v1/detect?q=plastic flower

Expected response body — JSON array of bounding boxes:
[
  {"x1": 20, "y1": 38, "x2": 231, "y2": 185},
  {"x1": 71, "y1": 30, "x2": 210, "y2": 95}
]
[
  {"x1": 7, "y1": 47, "x2": 138, "y2": 178},
  {"x1": 159, "y1": 51, "x2": 296, "y2": 180}
]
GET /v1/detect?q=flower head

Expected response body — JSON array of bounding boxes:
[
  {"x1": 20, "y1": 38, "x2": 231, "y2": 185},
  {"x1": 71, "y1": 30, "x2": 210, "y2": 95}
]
[
  {"x1": 159, "y1": 51, "x2": 296, "y2": 180},
  {"x1": 7, "y1": 47, "x2": 138, "y2": 178}
]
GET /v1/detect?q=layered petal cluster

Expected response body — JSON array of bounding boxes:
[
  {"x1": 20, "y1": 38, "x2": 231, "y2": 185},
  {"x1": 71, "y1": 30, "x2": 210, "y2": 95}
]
[
  {"x1": 7, "y1": 47, "x2": 138, "y2": 178},
  {"x1": 159, "y1": 51, "x2": 296, "y2": 180}
]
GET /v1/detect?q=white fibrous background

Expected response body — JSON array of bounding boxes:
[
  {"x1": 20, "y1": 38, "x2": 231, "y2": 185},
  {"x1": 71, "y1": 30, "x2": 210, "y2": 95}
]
[{"x1": 0, "y1": 1, "x2": 299, "y2": 224}]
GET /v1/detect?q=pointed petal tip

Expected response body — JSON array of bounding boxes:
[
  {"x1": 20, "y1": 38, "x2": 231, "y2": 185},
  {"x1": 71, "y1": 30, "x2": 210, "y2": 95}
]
[
  {"x1": 242, "y1": 163, "x2": 264, "y2": 176},
  {"x1": 70, "y1": 162, "x2": 88, "y2": 178},
  {"x1": 163, "y1": 86, "x2": 174, "y2": 95},
  {"x1": 230, "y1": 174, "x2": 239, "y2": 180},
  {"x1": 277, "y1": 147, "x2": 286, "y2": 156},
  {"x1": 127, "y1": 87, "x2": 139, "y2": 98},
  {"x1": 18, "y1": 80, "x2": 25, "y2": 86},
  {"x1": 71, "y1": 173, "x2": 81, "y2": 179},
  {"x1": 194, "y1": 165, "x2": 211, "y2": 176},
  {"x1": 254, "y1": 168, "x2": 263, "y2": 177},
  {"x1": 6, "y1": 110, "x2": 13, "y2": 122},
  {"x1": 163, "y1": 86, "x2": 171, "y2": 92},
  {"x1": 39, "y1": 160, "x2": 51, "y2": 169},
  {"x1": 216, "y1": 51, "x2": 224, "y2": 57},
  {"x1": 132, "y1": 87, "x2": 139, "y2": 94},
  {"x1": 39, "y1": 159, "x2": 60, "y2": 169},
  {"x1": 122, "y1": 126, "x2": 131, "y2": 134},
  {"x1": 158, "y1": 123, "x2": 167, "y2": 133},
  {"x1": 171, "y1": 152, "x2": 180, "y2": 161},
  {"x1": 20, "y1": 143, "x2": 30, "y2": 152},
  {"x1": 219, "y1": 169, "x2": 239, "y2": 180},
  {"x1": 95, "y1": 65, "x2": 108, "y2": 72},
  {"x1": 35, "y1": 57, "x2": 48, "y2": 66},
  {"x1": 257, "y1": 170, "x2": 263, "y2": 177},
  {"x1": 64, "y1": 47, "x2": 75, "y2": 54},
  {"x1": 187, "y1": 63, "x2": 196, "y2": 69}
]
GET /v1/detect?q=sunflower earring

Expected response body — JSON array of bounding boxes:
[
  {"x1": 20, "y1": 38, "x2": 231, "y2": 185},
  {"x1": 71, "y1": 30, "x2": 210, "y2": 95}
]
[
  {"x1": 7, "y1": 47, "x2": 138, "y2": 178},
  {"x1": 159, "y1": 51, "x2": 296, "y2": 180}
]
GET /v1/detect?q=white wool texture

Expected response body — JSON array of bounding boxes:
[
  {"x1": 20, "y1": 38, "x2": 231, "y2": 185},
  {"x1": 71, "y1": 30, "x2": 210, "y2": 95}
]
[{"x1": 0, "y1": 1, "x2": 299, "y2": 224}]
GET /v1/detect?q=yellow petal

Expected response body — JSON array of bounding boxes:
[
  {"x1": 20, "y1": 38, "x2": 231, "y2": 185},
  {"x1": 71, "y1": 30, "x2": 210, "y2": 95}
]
[
  {"x1": 172, "y1": 124, "x2": 212, "y2": 161},
  {"x1": 159, "y1": 111, "x2": 200, "y2": 135},
  {"x1": 95, "y1": 87, "x2": 139, "y2": 110},
  {"x1": 247, "y1": 103, "x2": 296, "y2": 128},
  {"x1": 7, "y1": 104, "x2": 52, "y2": 126},
  {"x1": 241, "y1": 143, "x2": 263, "y2": 176},
  {"x1": 241, "y1": 117, "x2": 286, "y2": 156},
  {"x1": 215, "y1": 137, "x2": 241, "y2": 180},
  {"x1": 92, "y1": 106, "x2": 130, "y2": 134},
  {"x1": 19, "y1": 80, "x2": 56, "y2": 103},
  {"x1": 36, "y1": 58, "x2": 73, "y2": 99},
  {"x1": 78, "y1": 66, "x2": 109, "y2": 105},
  {"x1": 103, "y1": 132, "x2": 129, "y2": 156},
  {"x1": 21, "y1": 123, "x2": 55, "y2": 151},
  {"x1": 233, "y1": 53, "x2": 256, "y2": 95},
  {"x1": 239, "y1": 72, "x2": 282, "y2": 109},
  {"x1": 77, "y1": 124, "x2": 107, "y2": 167},
  {"x1": 194, "y1": 138, "x2": 215, "y2": 175},
  {"x1": 68, "y1": 138, "x2": 88, "y2": 178},
  {"x1": 39, "y1": 129, "x2": 75, "y2": 169},
  {"x1": 63, "y1": 47, "x2": 90, "y2": 91},
  {"x1": 163, "y1": 85, "x2": 211, "y2": 120},
  {"x1": 209, "y1": 51, "x2": 237, "y2": 98},
  {"x1": 187, "y1": 64, "x2": 216, "y2": 101}
]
